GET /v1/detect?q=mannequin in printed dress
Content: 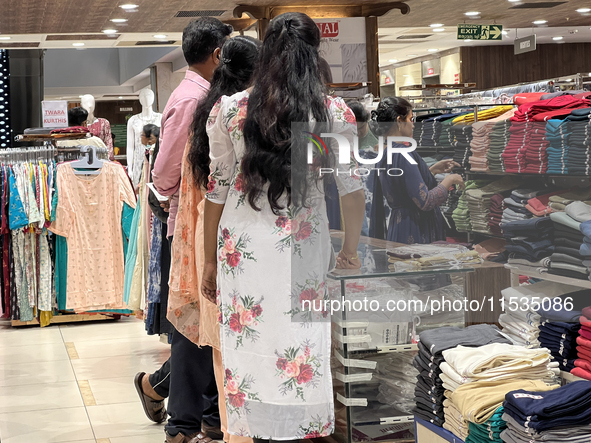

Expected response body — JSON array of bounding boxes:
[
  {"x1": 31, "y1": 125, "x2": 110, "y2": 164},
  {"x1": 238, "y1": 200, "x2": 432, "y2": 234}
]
[
  {"x1": 127, "y1": 89, "x2": 162, "y2": 188},
  {"x1": 81, "y1": 94, "x2": 114, "y2": 161}
]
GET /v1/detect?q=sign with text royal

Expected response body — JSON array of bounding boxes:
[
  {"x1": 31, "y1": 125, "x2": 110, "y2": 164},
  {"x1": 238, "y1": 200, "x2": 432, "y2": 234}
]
[
  {"x1": 457, "y1": 24, "x2": 503, "y2": 40},
  {"x1": 42, "y1": 100, "x2": 68, "y2": 128}
]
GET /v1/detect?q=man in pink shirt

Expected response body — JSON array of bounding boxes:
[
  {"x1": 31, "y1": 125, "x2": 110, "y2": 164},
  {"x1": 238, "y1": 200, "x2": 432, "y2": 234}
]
[{"x1": 136, "y1": 17, "x2": 232, "y2": 443}]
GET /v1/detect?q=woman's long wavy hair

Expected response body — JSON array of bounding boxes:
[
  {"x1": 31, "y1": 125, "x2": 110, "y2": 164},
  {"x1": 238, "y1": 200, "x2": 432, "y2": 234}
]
[
  {"x1": 188, "y1": 35, "x2": 261, "y2": 188},
  {"x1": 241, "y1": 12, "x2": 330, "y2": 214}
]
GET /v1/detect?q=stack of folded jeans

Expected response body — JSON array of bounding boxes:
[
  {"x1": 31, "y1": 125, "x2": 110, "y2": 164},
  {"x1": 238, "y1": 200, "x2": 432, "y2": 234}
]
[
  {"x1": 487, "y1": 120, "x2": 512, "y2": 173},
  {"x1": 445, "y1": 379, "x2": 556, "y2": 442},
  {"x1": 413, "y1": 324, "x2": 512, "y2": 427},
  {"x1": 573, "y1": 313, "x2": 591, "y2": 380},
  {"x1": 451, "y1": 124, "x2": 474, "y2": 170},
  {"x1": 545, "y1": 119, "x2": 571, "y2": 175},
  {"x1": 538, "y1": 320, "x2": 581, "y2": 371},
  {"x1": 566, "y1": 108, "x2": 591, "y2": 175},
  {"x1": 502, "y1": 381, "x2": 591, "y2": 443},
  {"x1": 488, "y1": 193, "x2": 508, "y2": 236},
  {"x1": 549, "y1": 211, "x2": 588, "y2": 280},
  {"x1": 502, "y1": 218, "x2": 554, "y2": 269}
]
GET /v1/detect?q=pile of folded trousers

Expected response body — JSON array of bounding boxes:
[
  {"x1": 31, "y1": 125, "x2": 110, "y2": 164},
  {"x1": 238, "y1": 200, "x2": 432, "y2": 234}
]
[
  {"x1": 566, "y1": 108, "x2": 591, "y2": 176},
  {"x1": 488, "y1": 192, "x2": 508, "y2": 236},
  {"x1": 502, "y1": 217, "x2": 554, "y2": 274},
  {"x1": 501, "y1": 188, "x2": 539, "y2": 224},
  {"x1": 502, "y1": 380, "x2": 591, "y2": 443},
  {"x1": 549, "y1": 210, "x2": 591, "y2": 280},
  {"x1": 412, "y1": 324, "x2": 512, "y2": 427},
  {"x1": 465, "y1": 176, "x2": 523, "y2": 234},
  {"x1": 445, "y1": 378, "x2": 557, "y2": 442},
  {"x1": 573, "y1": 310, "x2": 591, "y2": 380},
  {"x1": 451, "y1": 124, "x2": 474, "y2": 170},
  {"x1": 487, "y1": 120, "x2": 512, "y2": 173},
  {"x1": 545, "y1": 119, "x2": 570, "y2": 175}
]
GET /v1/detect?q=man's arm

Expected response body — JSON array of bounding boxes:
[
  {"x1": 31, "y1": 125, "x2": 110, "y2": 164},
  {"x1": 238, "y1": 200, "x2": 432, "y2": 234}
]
[{"x1": 152, "y1": 98, "x2": 197, "y2": 196}]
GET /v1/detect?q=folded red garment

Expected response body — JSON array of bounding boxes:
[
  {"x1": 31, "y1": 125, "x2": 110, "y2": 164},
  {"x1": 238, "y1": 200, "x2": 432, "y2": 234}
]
[
  {"x1": 577, "y1": 335, "x2": 591, "y2": 348},
  {"x1": 571, "y1": 367, "x2": 591, "y2": 380},
  {"x1": 514, "y1": 92, "x2": 547, "y2": 106},
  {"x1": 578, "y1": 345, "x2": 591, "y2": 361},
  {"x1": 580, "y1": 328, "x2": 591, "y2": 340},
  {"x1": 526, "y1": 204, "x2": 551, "y2": 216},
  {"x1": 580, "y1": 315, "x2": 591, "y2": 328},
  {"x1": 50, "y1": 126, "x2": 90, "y2": 134},
  {"x1": 533, "y1": 105, "x2": 591, "y2": 122},
  {"x1": 584, "y1": 307, "x2": 591, "y2": 320},
  {"x1": 512, "y1": 96, "x2": 591, "y2": 122},
  {"x1": 575, "y1": 358, "x2": 591, "y2": 372}
]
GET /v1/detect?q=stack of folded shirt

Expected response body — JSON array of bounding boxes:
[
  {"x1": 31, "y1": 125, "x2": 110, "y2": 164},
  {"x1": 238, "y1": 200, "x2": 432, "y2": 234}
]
[
  {"x1": 488, "y1": 192, "x2": 508, "y2": 236},
  {"x1": 438, "y1": 118, "x2": 461, "y2": 152},
  {"x1": 468, "y1": 121, "x2": 494, "y2": 172},
  {"x1": 548, "y1": 187, "x2": 591, "y2": 212},
  {"x1": 526, "y1": 190, "x2": 564, "y2": 216},
  {"x1": 545, "y1": 119, "x2": 570, "y2": 175},
  {"x1": 538, "y1": 319, "x2": 581, "y2": 372},
  {"x1": 466, "y1": 407, "x2": 506, "y2": 443},
  {"x1": 501, "y1": 122, "x2": 531, "y2": 173},
  {"x1": 578, "y1": 214, "x2": 591, "y2": 260},
  {"x1": 502, "y1": 189, "x2": 539, "y2": 224},
  {"x1": 502, "y1": 381, "x2": 591, "y2": 442},
  {"x1": 446, "y1": 379, "x2": 557, "y2": 442},
  {"x1": 487, "y1": 120, "x2": 512, "y2": 173},
  {"x1": 452, "y1": 180, "x2": 493, "y2": 232},
  {"x1": 413, "y1": 324, "x2": 512, "y2": 427},
  {"x1": 566, "y1": 108, "x2": 591, "y2": 176},
  {"x1": 502, "y1": 218, "x2": 554, "y2": 268},
  {"x1": 451, "y1": 124, "x2": 474, "y2": 170},
  {"x1": 522, "y1": 122, "x2": 550, "y2": 174},
  {"x1": 414, "y1": 113, "x2": 460, "y2": 148},
  {"x1": 549, "y1": 211, "x2": 588, "y2": 280},
  {"x1": 573, "y1": 314, "x2": 591, "y2": 380},
  {"x1": 442, "y1": 188, "x2": 462, "y2": 231},
  {"x1": 465, "y1": 176, "x2": 523, "y2": 234},
  {"x1": 511, "y1": 95, "x2": 591, "y2": 123}
]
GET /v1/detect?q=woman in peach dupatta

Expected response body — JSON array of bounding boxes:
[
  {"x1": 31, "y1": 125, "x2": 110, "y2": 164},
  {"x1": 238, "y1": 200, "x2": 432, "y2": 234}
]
[{"x1": 167, "y1": 36, "x2": 261, "y2": 443}]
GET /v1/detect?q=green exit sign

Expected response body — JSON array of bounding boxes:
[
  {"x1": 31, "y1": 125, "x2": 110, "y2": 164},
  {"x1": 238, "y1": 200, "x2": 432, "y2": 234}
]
[{"x1": 457, "y1": 24, "x2": 503, "y2": 40}]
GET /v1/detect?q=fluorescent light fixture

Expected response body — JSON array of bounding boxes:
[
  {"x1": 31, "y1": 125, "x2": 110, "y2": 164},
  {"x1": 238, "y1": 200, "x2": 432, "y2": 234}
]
[
  {"x1": 119, "y1": 4, "x2": 138, "y2": 10},
  {"x1": 427, "y1": 48, "x2": 438, "y2": 52},
  {"x1": 508, "y1": 0, "x2": 520, "y2": 2},
  {"x1": 553, "y1": 36, "x2": 563, "y2": 40},
  {"x1": 0, "y1": 37, "x2": 11, "y2": 40},
  {"x1": 577, "y1": 8, "x2": 591, "y2": 13},
  {"x1": 465, "y1": 11, "x2": 480, "y2": 16},
  {"x1": 533, "y1": 20, "x2": 547, "y2": 24},
  {"x1": 111, "y1": 18, "x2": 128, "y2": 23},
  {"x1": 72, "y1": 42, "x2": 85, "y2": 47},
  {"x1": 433, "y1": 28, "x2": 445, "y2": 32},
  {"x1": 407, "y1": 54, "x2": 418, "y2": 57},
  {"x1": 430, "y1": 23, "x2": 444, "y2": 28},
  {"x1": 465, "y1": 39, "x2": 473, "y2": 42},
  {"x1": 118, "y1": 96, "x2": 124, "y2": 99},
  {"x1": 154, "y1": 34, "x2": 168, "y2": 39},
  {"x1": 102, "y1": 29, "x2": 117, "y2": 34},
  {"x1": 388, "y1": 59, "x2": 397, "y2": 63}
]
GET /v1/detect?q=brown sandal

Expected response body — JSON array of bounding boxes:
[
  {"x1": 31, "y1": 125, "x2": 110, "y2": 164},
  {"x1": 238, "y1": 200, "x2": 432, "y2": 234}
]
[{"x1": 134, "y1": 372, "x2": 167, "y2": 423}]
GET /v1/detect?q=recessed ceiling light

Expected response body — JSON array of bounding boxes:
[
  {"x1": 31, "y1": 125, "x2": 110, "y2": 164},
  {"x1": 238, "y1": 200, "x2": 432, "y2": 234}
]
[
  {"x1": 533, "y1": 20, "x2": 547, "y2": 25},
  {"x1": 72, "y1": 42, "x2": 85, "y2": 47},
  {"x1": 111, "y1": 18, "x2": 128, "y2": 23},
  {"x1": 430, "y1": 23, "x2": 444, "y2": 28},
  {"x1": 427, "y1": 48, "x2": 438, "y2": 52},
  {"x1": 119, "y1": 4, "x2": 138, "y2": 10},
  {"x1": 118, "y1": 96, "x2": 123, "y2": 99},
  {"x1": 0, "y1": 37, "x2": 11, "y2": 40},
  {"x1": 102, "y1": 29, "x2": 117, "y2": 34},
  {"x1": 577, "y1": 8, "x2": 591, "y2": 13},
  {"x1": 465, "y1": 11, "x2": 480, "y2": 16},
  {"x1": 465, "y1": 39, "x2": 473, "y2": 42},
  {"x1": 433, "y1": 28, "x2": 445, "y2": 32},
  {"x1": 388, "y1": 59, "x2": 397, "y2": 63},
  {"x1": 407, "y1": 54, "x2": 418, "y2": 57},
  {"x1": 154, "y1": 34, "x2": 168, "y2": 39},
  {"x1": 553, "y1": 36, "x2": 563, "y2": 41}
]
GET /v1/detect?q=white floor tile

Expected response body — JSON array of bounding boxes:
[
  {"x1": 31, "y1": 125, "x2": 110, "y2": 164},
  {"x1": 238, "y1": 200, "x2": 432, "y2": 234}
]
[
  {"x1": 0, "y1": 359, "x2": 76, "y2": 387},
  {"x1": 73, "y1": 336, "x2": 169, "y2": 360},
  {"x1": 89, "y1": 377, "x2": 145, "y2": 405},
  {"x1": 71, "y1": 352, "x2": 169, "y2": 380},
  {"x1": 87, "y1": 402, "x2": 165, "y2": 439},
  {"x1": 0, "y1": 381, "x2": 84, "y2": 414},
  {"x1": 0, "y1": 325, "x2": 64, "y2": 348},
  {"x1": 0, "y1": 341, "x2": 69, "y2": 365},
  {"x1": 59, "y1": 318, "x2": 151, "y2": 343},
  {"x1": 110, "y1": 433, "x2": 166, "y2": 443},
  {"x1": 0, "y1": 407, "x2": 95, "y2": 443}
]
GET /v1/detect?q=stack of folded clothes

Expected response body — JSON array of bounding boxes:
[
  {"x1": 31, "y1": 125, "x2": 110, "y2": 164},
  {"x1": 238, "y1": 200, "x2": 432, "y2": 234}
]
[
  {"x1": 501, "y1": 122, "x2": 531, "y2": 173},
  {"x1": 468, "y1": 121, "x2": 494, "y2": 172},
  {"x1": 465, "y1": 177, "x2": 523, "y2": 234},
  {"x1": 438, "y1": 118, "x2": 461, "y2": 153},
  {"x1": 487, "y1": 120, "x2": 512, "y2": 173},
  {"x1": 548, "y1": 211, "x2": 588, "y2": 280},
  {"x1": 566, "y1": 108, "x2": 591, "y2": 175},
  {"x1": 511, "y1": 95, "x2": 591, "y2": 123},
  {"x1": 413, "y1": 325, "x2": 512, "y2": 427},
  {"x1": 442, "y1": 188, "x2": 462, "y2": 231},
  {"x1": 445, "y1": 379, "x2": 557, "y2": 442},
  {"x1": 548, "y1": 187, "x2": 591, "y2": 212},
  {"x1": 573, "y1": 311, "x2": 591, "y2": 380},
  {"x1": 414, "y1": 113, "x2": 460, "y2": 148},
  {"x1": 453, "y1": 180, "x2": 492, "y2": 232},
  {"x1": 545, "y1": 119, "x2": 571, "y2": 175},
  {"x1": 502, "y1": 381, "x2": 591, "y2": 443},
  {"x1": 522, "y1": 122, "x2": 550, "y2": 174},
  {"x1": 451, "y1": 124, "x2": 474, "y2": 170},
  {"x1": 488, "y1": 192, "x2": 508, "y2": 236},
  {"x1": 525, "y1": 190, "x2": 565, "y2": 216},
  {"x1": 538, "y1": 318, "x2": 581, "y2": 372},
  {"x1": 502, "y1": 188, "x2": 539, "y2": 224},
  {"x1": 578, "y1": 216, "x2": 591, "y2": 260},
  {"x1": 502, "y1": 218, "x2": 554, "y2": 273}
]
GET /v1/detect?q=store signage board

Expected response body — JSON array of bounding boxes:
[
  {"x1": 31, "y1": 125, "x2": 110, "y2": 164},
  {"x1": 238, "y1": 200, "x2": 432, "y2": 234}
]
[
  {"x1": 42, "y1": 100, "x2": 68, "y2": 128},
  {"x1": 514, "y1": 34, "x2": 537, "y2": 55},
  {"x1": 457, "y1": 24, "x2": 503, "y2": 40}
]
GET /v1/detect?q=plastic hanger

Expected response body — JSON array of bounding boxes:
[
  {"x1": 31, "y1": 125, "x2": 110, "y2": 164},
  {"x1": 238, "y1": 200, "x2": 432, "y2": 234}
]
[{"x1": 70, "y1": 145, "x2": 104, "y2": 175}]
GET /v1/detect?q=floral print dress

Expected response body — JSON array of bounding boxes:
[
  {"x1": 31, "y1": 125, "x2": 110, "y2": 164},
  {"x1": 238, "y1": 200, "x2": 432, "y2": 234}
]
[{"x1": 206, "y1": 91, "x2": 362, "y2": 440}]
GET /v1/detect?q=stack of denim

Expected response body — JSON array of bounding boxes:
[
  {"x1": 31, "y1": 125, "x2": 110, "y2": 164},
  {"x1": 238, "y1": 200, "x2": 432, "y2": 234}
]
[
  {"x1": 501, "y1": 218, "x2": 554, "y2": 269},
  {"x1": 502, "y1": 381, "x2": 591, "y2": 443},
  {"x1": 566, "y1": 108, "x2": 591, "y2": 176},
  {"x1": 545, "y1": 119, "x2": 571, "y2": 175}
]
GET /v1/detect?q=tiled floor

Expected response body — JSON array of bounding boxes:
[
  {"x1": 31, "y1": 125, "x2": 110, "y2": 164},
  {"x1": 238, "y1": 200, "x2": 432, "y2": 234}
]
[{"x1": 0, "y1": 317, "x2": 170, "y2": 443}]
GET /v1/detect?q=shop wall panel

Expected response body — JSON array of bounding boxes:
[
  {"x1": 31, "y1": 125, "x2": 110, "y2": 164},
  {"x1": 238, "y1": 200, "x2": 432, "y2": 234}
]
[{"x1": 460, "y1": 44, "x2": 591, "y2": 90}]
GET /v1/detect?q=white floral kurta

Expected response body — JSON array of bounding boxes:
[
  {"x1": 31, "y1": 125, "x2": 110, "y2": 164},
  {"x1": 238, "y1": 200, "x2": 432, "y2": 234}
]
[{"x1": 206, "y1": 91, "x2": 362, "y2": 440}]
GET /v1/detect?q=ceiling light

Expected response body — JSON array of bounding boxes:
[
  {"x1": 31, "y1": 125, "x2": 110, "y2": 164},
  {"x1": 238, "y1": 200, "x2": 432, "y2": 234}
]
[
  {"x1": 465, "y1": 39, "x2": 473, "y2": 42},
  {"x1": 588, "y1": 72, "x2": 591, "y2": 76},
  {"x1": 502, "y1": 30, "x2": 509, "y2": 35},
  {"x1": 388, "y1": 59, "x2": 397, "y2": 63},
  {"x1": 533, "y1": 20, "x2": 547, "y2": 25},
  {"x1": 102, "y1": 29, "x2": 117, "y2": 34},
  {"x1": 566, "y1": 78, "x2": 573, "y2": 82},
  {"x1": 118, "y1": 96, "x2": 123, "y2": 99},
  {"x1": 403, "y1": 74, "x2": 409, "y2": 77},
  {"x1": 427, "y1": 48, "x2": 438, "y2": 52},
  {"x1": 577, "y1": 7, "x2": 591, "y2": 13},
  {"x1": 433, "y1": 28, "x2": 445, "y2": 32},
  {"x1": 119, "y1": 4, "x2": 138, "y2": 10},
  {"x1": 553, "y1": 36, "x2": 563, "y2": 40},
  {"x1": 154, "y1": 34, "x2": 168, "y2": 39},
  {"x1": 508, "y1": 0, "x2": 520, "y2": 2},
  {"x1": 72, "y1": 42, "x2": 85, "y2": 47},
  {"x1": 407, "y1": 54, "x2": 417, "y2": 57},
  {"x1": 0, "y1": 37, "x2": 11, "y2": 40},
  {"x1": 430, "y1": 23, "x2": 444, "y2": 28},
  {"x1": 465, "y1": 11, "x2": 480, "y2": 16},
  {"x1": 111, "y1": 18, "x2": 128, "y2": 23}
]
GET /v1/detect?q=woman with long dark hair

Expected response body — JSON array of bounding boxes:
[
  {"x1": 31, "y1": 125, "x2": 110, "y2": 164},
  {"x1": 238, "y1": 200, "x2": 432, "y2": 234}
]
[
  {"x1": 166, "y1": 35, "x2": 261, "y2": 443},
  {"x1": 201, "y1": 12, "x2": 365, "y2": 442}
]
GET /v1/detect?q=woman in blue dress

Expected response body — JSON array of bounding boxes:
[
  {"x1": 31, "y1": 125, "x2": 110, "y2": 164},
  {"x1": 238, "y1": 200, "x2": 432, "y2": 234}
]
[{"x1": 370, "y1": 97, "x2": 464, "y2": 244}]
